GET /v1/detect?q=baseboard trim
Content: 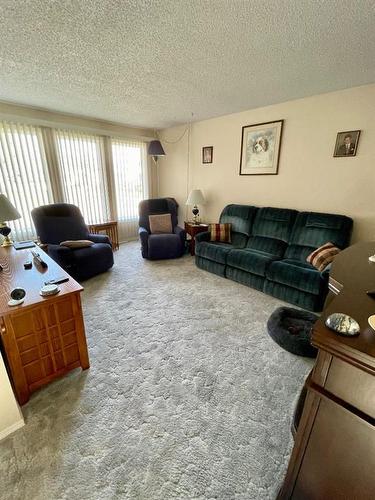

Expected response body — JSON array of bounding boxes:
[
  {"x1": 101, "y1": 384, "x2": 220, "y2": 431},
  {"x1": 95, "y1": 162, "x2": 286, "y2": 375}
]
[{"x1": 0, "y1": 419, "x2": 24, "y2": 441}]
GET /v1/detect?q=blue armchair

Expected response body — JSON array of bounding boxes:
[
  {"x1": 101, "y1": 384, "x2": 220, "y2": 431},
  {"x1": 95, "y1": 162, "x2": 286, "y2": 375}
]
[
  {"x1": 31, "y1": 203, "x2": 114, "y2": 281},
  {"x1": 138, "y1": 198, "x2": 185, "y2": 260}
]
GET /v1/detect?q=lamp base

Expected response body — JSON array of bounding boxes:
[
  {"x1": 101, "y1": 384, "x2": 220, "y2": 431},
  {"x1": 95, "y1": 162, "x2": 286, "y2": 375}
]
[
  {"x1": 0, "y1": 223, "x2": 13, "y2": 247},
  {"x1": 192, "y1": 206, "x2": 200, "y2": 225}
]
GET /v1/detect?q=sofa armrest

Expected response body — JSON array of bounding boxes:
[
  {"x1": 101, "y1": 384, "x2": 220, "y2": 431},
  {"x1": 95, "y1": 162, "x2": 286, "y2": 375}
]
[
  {"x1": 139, "y1": 227, "x2": 149, "y2": 258},
  {"x1": 88, "y1": 233, "x2": 111, "y2": 246},
  {"x1": 195, "y1": 231, "x2": 211, "y2": 243},
  {"x1": 47, "y1": 244, "x2": 75, "y2": 272}
]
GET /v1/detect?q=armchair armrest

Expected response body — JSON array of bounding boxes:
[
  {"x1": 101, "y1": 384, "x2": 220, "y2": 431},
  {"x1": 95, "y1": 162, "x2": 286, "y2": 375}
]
[
  {"x1": 174, "y1": 225, "x2": 186, "y2": 243},
  {"x1": 88, "y1": 233, "x2": 111, "y2": 246},
  {"x1": 139, "y1": 227, "x2": 149, "y2": 258},
  {"x1": 47, "y1": 244, "x2": 75, "y2": 272},
  {"x1": 195, "y1": 231, "x2": 211, "y2": 243}
]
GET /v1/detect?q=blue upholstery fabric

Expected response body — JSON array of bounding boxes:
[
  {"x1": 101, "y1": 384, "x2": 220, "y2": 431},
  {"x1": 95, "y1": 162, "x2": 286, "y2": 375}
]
[
  {"x1": 226, "y1": 266, "x2": 265, "y2": 291},
  {"x1": 195, "y1": 241, "x2": 232, "y2": 265},
  {"x1": 31, "y1": 203, "x2": 114, "y2": 281},
  {"x1": 227, "y1": 249, "x2": 278, "y2": 277},
  {"x1": 138, "y1": 198, "x2": 185, "y2": 260},
  {"x1": 266, "y1": 259, "x2": 327, "y2": 295},
  {"x1": 285, "y1": 211, "x2": 353, "y2": 261}
]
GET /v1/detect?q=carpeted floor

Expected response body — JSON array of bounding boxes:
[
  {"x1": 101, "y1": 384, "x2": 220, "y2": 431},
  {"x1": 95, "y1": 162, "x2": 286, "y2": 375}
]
[{"x1": 0, "y1": 242, "x2": 313, "y2": 500}]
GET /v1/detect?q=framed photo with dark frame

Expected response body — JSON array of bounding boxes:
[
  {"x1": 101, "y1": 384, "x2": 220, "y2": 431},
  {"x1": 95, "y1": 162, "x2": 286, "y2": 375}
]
[
  {"x1": 202, "y1": 146, "x2": 213, "y2": 164},
  {"x1": 239, "y1": 120, "x2": 283, "y2": 175},
  {"x1": 333, "y1": 130, "x2": 360, "y2": 157}
]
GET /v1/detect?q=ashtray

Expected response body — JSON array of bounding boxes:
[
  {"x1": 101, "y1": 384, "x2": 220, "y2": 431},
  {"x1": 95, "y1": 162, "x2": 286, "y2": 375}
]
[{"x1": 325, "y1": 313, "x2": 360, "y2": 336}]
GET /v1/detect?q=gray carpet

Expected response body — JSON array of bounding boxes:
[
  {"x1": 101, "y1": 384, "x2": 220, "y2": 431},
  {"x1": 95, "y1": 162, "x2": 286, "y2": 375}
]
[{"x1": 0, "y1": 242, "x2": 313, "y2": 500}]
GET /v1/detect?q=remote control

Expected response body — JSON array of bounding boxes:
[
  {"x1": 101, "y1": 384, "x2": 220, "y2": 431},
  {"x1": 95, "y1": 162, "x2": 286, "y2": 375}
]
[
  {"x1": 45, "y1": 276, "x2": 69, "y2": 285},
  {"x1": 31, "y1": 250, "x2": 48, "y2": 269}
]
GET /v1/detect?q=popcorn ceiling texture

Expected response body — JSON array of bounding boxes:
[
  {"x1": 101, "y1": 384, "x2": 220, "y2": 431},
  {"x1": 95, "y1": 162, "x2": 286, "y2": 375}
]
[
  {"x1": 0, "y1": 242, "x2": 312, "y2": 499},
  {"x1": 0, "y1": 0, "x2": 375, "y2": 128}
]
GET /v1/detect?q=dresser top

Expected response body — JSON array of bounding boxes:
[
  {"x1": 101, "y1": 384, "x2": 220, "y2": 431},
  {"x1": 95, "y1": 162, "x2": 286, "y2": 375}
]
[{"x1": 0, "y1": 246, "x2": 82, "y2": 316}]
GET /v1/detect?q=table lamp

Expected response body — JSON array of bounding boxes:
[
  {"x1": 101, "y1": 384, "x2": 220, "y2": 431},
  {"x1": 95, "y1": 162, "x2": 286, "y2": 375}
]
[
  {"x1": 0, "y1": 194, "x2": 21, "y2": 247},
  {"x1": 186, "y1": 189, "x2": 205, "y2": 225}
]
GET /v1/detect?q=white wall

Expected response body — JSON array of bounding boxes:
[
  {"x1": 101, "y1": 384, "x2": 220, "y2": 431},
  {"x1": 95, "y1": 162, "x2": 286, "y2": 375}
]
[
  {"x1": 159, "y1": 84, "x2": 375, "y2": 242},
  {"x1": 0, "y1": 352, "x2": 24, "y2": 441}
]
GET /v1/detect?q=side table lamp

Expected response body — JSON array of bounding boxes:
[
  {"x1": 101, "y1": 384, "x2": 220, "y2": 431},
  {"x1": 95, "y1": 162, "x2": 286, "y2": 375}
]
[
  {"x1": 0, "y1": 194, "x2": 21, "y2": 247},
  {"x1": 186, "y1": 189, "x2": 205, "y2": 225}
]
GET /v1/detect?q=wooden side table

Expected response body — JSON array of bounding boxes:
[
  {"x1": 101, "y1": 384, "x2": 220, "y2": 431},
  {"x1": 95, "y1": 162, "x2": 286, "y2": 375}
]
[
  {"x1": 88, "y1": 221, "x2": 119, "y2": 250},
  {"x1": 184, "y1": 222, "x2": 209, "y2": 256}
]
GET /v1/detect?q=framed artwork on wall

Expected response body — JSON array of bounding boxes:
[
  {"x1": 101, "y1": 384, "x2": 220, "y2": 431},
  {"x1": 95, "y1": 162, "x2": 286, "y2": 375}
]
[
  {"x1": 333, "y1": 130, "x2": 361, "y2": 157},
  {"x1": 202, "y1": 146, "x2": 213, "y2": 164},
  {"x1": 239, "y1": 120, "x2": 283, "y2": 175}
]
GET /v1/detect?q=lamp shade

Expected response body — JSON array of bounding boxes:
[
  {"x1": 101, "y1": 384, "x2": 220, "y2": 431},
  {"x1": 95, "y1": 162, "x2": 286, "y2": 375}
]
[
  {"x1": 0, "y1": 194, "x2": 21, "y2": 221},
  {"x1": 147, "y1": 140, "x2": 166, "y2": 157},
  {"x1": 186, "y1": 189, "x2": 205, "y2": 206}
]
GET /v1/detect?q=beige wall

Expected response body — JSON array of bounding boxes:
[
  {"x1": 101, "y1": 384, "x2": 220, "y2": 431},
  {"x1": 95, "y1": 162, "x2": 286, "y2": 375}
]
[
  {"x1": 0, "y1": 352, "x2": 24, "y2": 441},
  {"x1": 159, "y1": 84, "x2": 375, "y2": 242}
]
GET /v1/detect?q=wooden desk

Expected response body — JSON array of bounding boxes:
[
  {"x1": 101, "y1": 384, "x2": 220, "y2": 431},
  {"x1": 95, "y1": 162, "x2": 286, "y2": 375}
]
[
  {"x1": 184, "y1": 222, "x2": 209, "y2": 256},
  {"x1": 88, "y1": 220, "x2": 119, "y2": 250},
  {"x1": 0, "y1": 246, "x2": 89, "y2": 405},
  {"x1": 279, "y1": 242, "x2": 375, "y2": 499}
]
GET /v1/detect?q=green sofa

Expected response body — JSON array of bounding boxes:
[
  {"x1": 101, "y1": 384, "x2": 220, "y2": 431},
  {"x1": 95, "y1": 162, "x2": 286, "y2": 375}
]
[{"x1": 195, "y1": 205, "x2": 353, "y2": 311}]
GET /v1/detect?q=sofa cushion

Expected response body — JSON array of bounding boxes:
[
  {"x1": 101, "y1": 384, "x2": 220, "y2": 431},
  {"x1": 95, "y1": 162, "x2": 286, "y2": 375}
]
[
  {"x1": 285, "y1": 211, "x2": 353, "y2": 261},
  {"x1": 148, "y1": 233, "x2": 184, "y2": 260},
  {"x1": 227, "y1": 249, "x2": 279, "y2": 277},
  {"x1": 210, "y1": 223, "x2": 231, "y2": 242},
  {"x1": 219, "y1": 204, "x2": 257, "y2": 248},
  {"x1": 195, "y1": 241, "x2": 232, "y2": 265},
  {"x1": 246, "y1": 207, "x2": 297, "y2": 257},
  {"x1": 306, "y1": 242, "x2": 340, "y2": 271},
  {"x1": 267, "y1": 259, "x2": 327, "y2": 295},
  {"x1": 149, "y1": 213, "x2": 172, "y2": 234}
]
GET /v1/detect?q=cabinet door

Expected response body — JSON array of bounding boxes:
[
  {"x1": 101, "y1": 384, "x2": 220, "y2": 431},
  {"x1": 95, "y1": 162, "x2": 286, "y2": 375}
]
[{"x1": 292, "y1": 397, "x2": 375, "y2": 499}]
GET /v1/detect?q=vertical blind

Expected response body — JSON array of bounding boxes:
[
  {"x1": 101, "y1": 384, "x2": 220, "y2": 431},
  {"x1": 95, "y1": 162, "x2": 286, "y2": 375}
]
[
  {"x1": 54, "y1": 130, "x2": 110, "y2": 224},
  {"x1": 111, "y1": 139, "x2": 148, "y2": 240},
  {"x1": 0, "y1": 122, "x2": 53, "y2": 240},
  {"x1": 0, "y1": 120, "x2": 149, "y2": 242}
]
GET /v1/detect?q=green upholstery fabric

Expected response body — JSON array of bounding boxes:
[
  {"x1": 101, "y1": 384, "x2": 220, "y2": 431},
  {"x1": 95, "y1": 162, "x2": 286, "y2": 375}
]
[
  {"x1": 266, "y1": 259, "x2": 327, "y2": 295},
  {"x1": 195, "y1": 231, "x2": 210, "y2": 243},
  {"x1": 195, "y1": 255, "x2": 226, "y2": 277},
  {"x1": 226, "y1": 266, "x2": 265, "y2": 292},
  {"x1": 227, "y1": 249, "x2": 279, "y2": 277},
  {"x1": 195, "y1": 241, "x2": 232, "y2": 265},
  {"x1": 220, "y1": 204, "x2": 257, "y2": 249},
  {"x1": 264, "y1": 280, "x2": 324, "y2": 312},
  {"x1": 285, "y1": 211, "x2": 353, "y2": 262}
]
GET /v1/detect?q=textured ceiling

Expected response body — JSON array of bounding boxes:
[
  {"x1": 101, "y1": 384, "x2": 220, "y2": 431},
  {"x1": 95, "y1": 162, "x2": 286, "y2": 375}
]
[{"x1": 1, "y1": 0, "x2": 375, "y2": 129}]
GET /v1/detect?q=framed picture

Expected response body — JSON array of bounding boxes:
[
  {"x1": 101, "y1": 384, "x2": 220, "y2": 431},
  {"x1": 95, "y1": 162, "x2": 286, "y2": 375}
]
[
  {"x1": 239, "y1": 120, "x2": 283, "y2": 175},
  {"x1": 202, "y1": 146, "x2": 213, "y2": 164},
  {"x1": 333, "y1": 130, "x2": 360, "y2": 157}
]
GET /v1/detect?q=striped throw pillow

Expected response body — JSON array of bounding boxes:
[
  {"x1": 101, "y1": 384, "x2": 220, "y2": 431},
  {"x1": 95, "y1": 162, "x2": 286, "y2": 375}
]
[
  {"x1": 306, "y1": 242, "x2": 340, "y2": 272},
  {"x1": 210, "y1": 223, "x2": 231, "y2": 243}
]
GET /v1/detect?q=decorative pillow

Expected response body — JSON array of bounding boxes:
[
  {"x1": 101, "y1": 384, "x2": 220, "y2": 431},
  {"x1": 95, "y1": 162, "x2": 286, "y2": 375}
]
[
  {"x1": 149, "y1": 213, "x2": 172, "y2": 234},
  {"x1": 60, "y1": 240, "x2": 94, "y2": 248},
  {"x1": 306, "y1": 242, "x2": 340, "y2": 272},
  {"x1": 210, "y1": 223, "x2": 232, "y2": 243}
]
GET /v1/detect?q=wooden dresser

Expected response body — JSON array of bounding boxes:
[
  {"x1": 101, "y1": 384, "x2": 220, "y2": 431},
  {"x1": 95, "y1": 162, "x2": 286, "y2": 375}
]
[
  {"x1": 278, "y1": 242, "x2": 375, "y2": 499},
  {"x1": 0, "y1": 246, "x2": 89, "y2": 405}
]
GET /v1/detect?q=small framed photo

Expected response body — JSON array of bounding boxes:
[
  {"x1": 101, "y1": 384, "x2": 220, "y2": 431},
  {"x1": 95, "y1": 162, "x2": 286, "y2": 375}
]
[
  {"x1": 202, "y1": 146, "x2": 213, "y2": 164},
  {"x1": 333, "y1": 130, "x2": 360, "y2": 157},
  {"x1": 239, "y1": 120, "x2": 283, "y2": 175}
]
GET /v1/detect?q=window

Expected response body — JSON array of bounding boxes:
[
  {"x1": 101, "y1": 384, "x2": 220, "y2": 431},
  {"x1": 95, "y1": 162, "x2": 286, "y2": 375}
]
[
  {"x1": 0, "y1": 122, "x2": 53, "y2": 240},
  {"x1": 111, "y1": 139, "x2": 148, "y2": 239},
  {"x1": 54, "y1": 130, "x2": 110, "y2": 224}
]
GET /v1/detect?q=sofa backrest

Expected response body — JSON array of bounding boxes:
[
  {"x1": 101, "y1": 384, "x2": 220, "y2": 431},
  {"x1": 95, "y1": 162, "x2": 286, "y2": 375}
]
[
  {"x1": 139, "y1": 197, "x2": 178, "y2": 232},
  {"x1": 219, "y1": 204, "x2": 257, "y2": 248},
  {"x1": 246, "y1": 207, "x2": 298, "y2": 257},
  {"x1": 285, "y1": 211, "x2": 353, "y2": 261},
  {"x1": 31, "y1": 203, "x2": 89, "y2": 244}
]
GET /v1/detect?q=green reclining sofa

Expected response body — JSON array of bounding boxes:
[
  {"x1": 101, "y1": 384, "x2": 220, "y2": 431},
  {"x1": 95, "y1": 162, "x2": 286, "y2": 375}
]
[{"x1": 195, "y1": 204, "x2": 353, "y2": 311}]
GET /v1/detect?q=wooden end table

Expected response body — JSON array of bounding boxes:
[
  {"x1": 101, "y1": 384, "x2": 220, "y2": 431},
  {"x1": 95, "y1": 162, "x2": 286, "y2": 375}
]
[
  {"x1": 88, "y1": 220, "x2": 119, "y2": 250},
  {"x1": 184, "y1": 222, "x2": 209, "y2": 256}
]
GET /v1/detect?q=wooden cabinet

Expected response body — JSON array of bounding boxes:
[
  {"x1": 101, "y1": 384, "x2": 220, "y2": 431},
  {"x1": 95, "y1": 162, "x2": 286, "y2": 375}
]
[
  {"x1": 0, "y1": 246, "x2": 89, "y2": 405},
  {"x1": 279, "y1": 242, "x2": 375, "y2": 499},
  {"x1": 184, "y1": 222, "x2": 209, "y2": 256}
]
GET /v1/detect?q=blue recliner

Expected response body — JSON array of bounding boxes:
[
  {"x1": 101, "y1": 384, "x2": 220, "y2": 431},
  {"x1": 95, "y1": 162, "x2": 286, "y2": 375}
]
[
  {"x1": 31, "y1": 203, "x2": 114, "y2": 281},
  {"x1": 138, "y1": 198, "x2": 185, "y2": 260}
]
